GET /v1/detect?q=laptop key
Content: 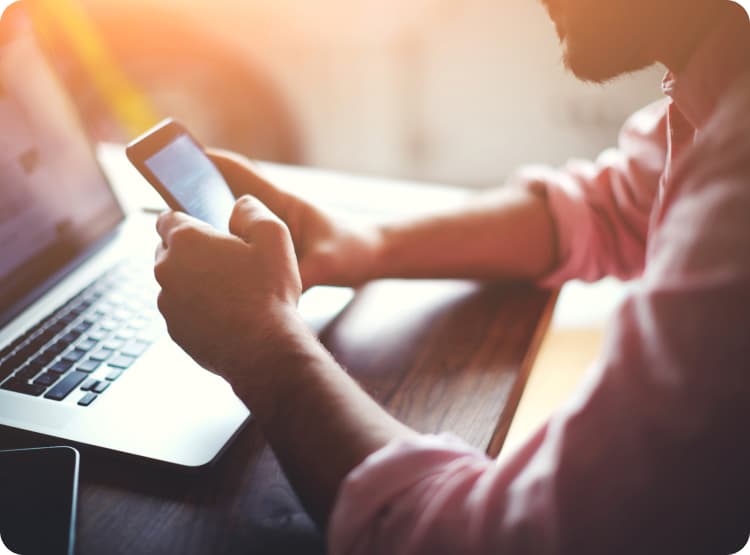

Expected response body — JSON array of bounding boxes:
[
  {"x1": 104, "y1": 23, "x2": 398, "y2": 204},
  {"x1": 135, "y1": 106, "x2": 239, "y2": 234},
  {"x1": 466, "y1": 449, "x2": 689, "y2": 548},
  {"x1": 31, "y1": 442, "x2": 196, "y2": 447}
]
[
  {"x1": 73, "y1": 321, "x2": 93, "y2": 334},
  {"x1": 107, "y1": 293, "x2": 126, "y2": 306},
  {"x1": 112, "y1": 309, "x2": 133, "y2": 322},
  {"x1": 2, "y1": 351, "x2": 27, "y2": 370},
  {"x1": 78, "y1": 392, "x2": 97, "y2": 407},
  {"x1": 44, "y1": 371, "x2": 88, "y2": 401},
  {"x1": 107, "y1": 355, "x2": 136, "y2": 369},
  {"x1": 93, "y1": 381, "x2": 109, "y2": 394},
  {"x1": 100, "y1": 320, "x2": 120, "y2": 332},
  {"x1": 76, "y1": 338, "x2": 98, "y2": 352},
  {"x1": 40, "y1": 346, "x2": 61, "y2": 360},
  {"x1": 90, "y1": 348, "x2": 113, "y2": 362},
  {"x1": 120, "y1": 340, "x2": 150, "y2": 358},
  {"x1": 92, "y1": 308, "x2": 108, "y2": 319},
  {"x1": 35, "y1": 328, "x2": 58, "y2": 346},
  {"x1": 59, "y1": 312, "x2": 77, "y2": 325},
  {"x1": 80, "y1": 378, "x2": 99, "y2": 392},
  {"x1": 4, "y1": 331, "x2": 32, "y2": 353},
  {"x1": 0, "y1": 358, "x2": 20, "y2": 381},
  {"x1": 103, "y1": 339, "x2": 124, "y2": 351},
  {"x1": 49, "y1": 360, "x2": 74, "y2": 374},
  {"x1": 30, "y1": 352, "x2": 57, "y2": 367},
  {"x1": 15, "y1": 363, "x2": 44, "y2": 382},
  {"x1": 105, "y1": 369, "x2": 123, "y2": 381},
  {"x1": 18, "y1": 331, "x2": 49, "y2": 358},
  {"x1": 76, "y1": 359, "x2": 101, "y2": 373},
  {"x1": 0, "y1": 342, "x2": 16, "y2": 360},
  {"x1": 12, "y1": 328, "x2": 35, "y2": 347},
  {"x1": 15, "y1": 342, "x2": 41, "y2": 362},
  {"x1": 46, "y1": 340, "x2": 68, "y2": 355},
  {"x1": 60, "y1": 331, "x2": 82, "y2": 345},
  {"x1": 68, "y1": 305, "x2": 86, "y2": 318},
  {"x1": 1, "y1": 379, "x2": 46, "y2": 397},
  {"x1": 33, "y1": 372, "x2": 60, "y2": 388},
  {"x1": 46, "y1": 321, "x2": 67, "y2": 335},
  {"x1": 61, "y1": 348, "x2": 86, "y2": 363},
  {"x1": 87, "y1": 330, "x2": 108, "y2": 342},
  {"x1": 115, "y1": 328, "x2": 136, "y2": 341}
]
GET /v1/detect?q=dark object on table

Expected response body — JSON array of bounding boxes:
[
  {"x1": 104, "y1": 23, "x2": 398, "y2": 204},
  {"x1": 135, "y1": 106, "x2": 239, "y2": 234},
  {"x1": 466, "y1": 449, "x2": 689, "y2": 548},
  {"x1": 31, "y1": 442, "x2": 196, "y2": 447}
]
[{"x1": 0, "y1": 446, "x2": 79, "y2": 555}]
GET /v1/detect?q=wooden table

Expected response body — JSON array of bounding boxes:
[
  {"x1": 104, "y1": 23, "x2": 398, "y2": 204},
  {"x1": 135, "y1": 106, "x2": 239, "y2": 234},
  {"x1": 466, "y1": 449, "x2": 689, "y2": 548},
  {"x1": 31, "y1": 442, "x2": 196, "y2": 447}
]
[
  {"x1": 0, "y1": 153, "x2": 555, "y2": 554},
  {"x1": 503, "y1": 278, "x2": 631, "y2": 454}
]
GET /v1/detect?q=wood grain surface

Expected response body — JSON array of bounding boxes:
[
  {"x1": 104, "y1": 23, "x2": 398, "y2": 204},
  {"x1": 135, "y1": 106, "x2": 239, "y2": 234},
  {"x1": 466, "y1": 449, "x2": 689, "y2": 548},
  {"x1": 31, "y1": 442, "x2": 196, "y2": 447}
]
[{"x1": 0, "y1": 279, "x2": 553, "y2": 555}]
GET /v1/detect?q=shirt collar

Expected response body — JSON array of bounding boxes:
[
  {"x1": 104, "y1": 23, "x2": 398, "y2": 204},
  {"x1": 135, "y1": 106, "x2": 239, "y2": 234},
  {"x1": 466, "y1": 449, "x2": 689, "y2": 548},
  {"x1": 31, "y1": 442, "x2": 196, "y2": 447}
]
[{"x1": 662, "y1": 1, "x2": 750, "y2": 130}]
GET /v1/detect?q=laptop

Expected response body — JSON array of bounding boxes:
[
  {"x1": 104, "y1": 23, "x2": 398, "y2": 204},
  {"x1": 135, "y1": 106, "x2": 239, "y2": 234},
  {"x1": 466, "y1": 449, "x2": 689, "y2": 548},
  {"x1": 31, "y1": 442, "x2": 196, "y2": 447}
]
[{"x1": 0, "y1": 11, "x2": 254, "y2": 468}]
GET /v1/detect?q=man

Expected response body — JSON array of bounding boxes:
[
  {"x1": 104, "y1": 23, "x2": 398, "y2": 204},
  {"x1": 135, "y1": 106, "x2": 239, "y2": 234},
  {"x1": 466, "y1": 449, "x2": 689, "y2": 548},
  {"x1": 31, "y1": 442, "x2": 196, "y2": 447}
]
[{"x1": 154, "y1": 0, "x2": 750, "y2": 552}]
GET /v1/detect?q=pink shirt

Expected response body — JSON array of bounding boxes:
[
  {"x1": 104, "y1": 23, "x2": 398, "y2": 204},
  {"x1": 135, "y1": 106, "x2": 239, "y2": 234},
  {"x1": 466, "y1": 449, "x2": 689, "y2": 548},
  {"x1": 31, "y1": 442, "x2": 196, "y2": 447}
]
[{"x1": 329, "y1": 4, "x2": 750, "y2": 554}]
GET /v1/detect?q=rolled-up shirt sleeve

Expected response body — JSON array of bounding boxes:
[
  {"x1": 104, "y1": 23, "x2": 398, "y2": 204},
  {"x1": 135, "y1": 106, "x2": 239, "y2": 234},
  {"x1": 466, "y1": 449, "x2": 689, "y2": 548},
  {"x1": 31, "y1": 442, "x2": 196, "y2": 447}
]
[
  {"x1": 516, "y1": 99, "x2": 669, "y2": 287},
  {"x1": 329, "y1": 90, "x2": 750, "y2": 555}
]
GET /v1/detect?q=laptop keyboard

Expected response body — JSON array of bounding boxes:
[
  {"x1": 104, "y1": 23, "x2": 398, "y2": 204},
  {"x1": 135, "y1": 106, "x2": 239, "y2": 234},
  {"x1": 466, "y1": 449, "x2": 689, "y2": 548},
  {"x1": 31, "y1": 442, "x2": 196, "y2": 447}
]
[{"x1": 0, "y1": 259, "x2": 163, "y2": 407}]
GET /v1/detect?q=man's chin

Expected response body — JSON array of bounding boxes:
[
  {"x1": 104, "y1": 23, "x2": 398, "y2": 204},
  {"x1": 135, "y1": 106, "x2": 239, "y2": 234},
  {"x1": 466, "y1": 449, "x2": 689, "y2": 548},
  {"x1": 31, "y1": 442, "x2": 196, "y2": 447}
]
[
  {"x1": 563, "y1": 54, "x2": 615, "y2": 84},
  {"x1": 562, "y1": 46, "x2": 652, "y2": 84}
]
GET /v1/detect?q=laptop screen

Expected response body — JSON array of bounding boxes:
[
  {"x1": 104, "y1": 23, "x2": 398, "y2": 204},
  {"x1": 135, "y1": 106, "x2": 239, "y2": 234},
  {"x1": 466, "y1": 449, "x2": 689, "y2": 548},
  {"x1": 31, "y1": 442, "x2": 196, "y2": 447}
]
[{"x1": 0, "y1": 12, "x2": 124, "y2": 324}]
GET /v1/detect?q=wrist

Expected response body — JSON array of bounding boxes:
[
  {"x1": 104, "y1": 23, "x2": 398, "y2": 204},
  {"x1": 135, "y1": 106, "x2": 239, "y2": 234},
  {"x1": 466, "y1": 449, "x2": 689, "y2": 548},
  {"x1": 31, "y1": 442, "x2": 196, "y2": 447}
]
[{"x1": 234, "y1": 304, "x2": 322, "y2": 422}]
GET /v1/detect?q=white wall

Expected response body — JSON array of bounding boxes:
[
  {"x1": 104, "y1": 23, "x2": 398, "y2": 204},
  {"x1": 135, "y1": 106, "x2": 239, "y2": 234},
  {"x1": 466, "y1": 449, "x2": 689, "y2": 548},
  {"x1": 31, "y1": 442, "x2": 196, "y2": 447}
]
[{"x1": 88, "y1": 0, "x2": 675, "y2": 186}]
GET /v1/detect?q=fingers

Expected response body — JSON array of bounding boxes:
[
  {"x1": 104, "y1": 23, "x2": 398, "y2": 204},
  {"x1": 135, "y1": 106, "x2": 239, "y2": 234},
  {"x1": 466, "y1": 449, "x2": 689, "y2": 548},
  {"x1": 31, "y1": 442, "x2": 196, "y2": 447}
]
[
  {"x1": 154, "y1": 211, "x2": 220, "y2": 285},
  {"x1": 156, "y1": 210, "x2": 188, "y2": 243},
  {"x1": 229, "y1": 195, "x2": 291, "y2": 248},
  {"x1": 207, "y1": 149, "x2": 292, "y2": 218},
  {"x1": 156, "y1": 210, "x2": 214, "y2": 247}
]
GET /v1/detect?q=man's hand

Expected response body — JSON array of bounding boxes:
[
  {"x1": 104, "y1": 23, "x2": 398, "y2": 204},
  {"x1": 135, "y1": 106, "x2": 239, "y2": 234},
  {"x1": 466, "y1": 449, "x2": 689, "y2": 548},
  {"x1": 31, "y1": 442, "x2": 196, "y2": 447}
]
[
  {"x1": 154, "y1": 196, "x2": 303, "y2": 394},
  {"x1": 154, "y1": 193, "x2": 416, "y2": 527},
  {"x1": 208, "y1": 149, "x2": 383, "y2": 290}
]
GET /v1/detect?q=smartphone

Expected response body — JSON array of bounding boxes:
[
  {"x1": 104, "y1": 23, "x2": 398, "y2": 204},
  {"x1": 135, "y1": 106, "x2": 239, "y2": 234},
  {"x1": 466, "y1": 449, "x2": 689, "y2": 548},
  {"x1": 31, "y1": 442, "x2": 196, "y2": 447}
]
[
  {"x1": 126, "y1": 118, "x2": 236, "y2": 232},
  {"x1": 0, "y1": 447, "x2": 79, "y2": 555}
]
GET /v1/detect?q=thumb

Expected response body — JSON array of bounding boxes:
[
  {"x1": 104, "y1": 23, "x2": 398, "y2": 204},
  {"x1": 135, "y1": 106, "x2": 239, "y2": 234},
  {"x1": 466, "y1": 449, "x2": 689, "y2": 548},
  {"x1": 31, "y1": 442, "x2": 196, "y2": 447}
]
[
  {"x1": 207, "y1": 148, "x2": 292, "y2": 219},
  {"x1": 229, "y1": 195, "x2": 290, "y2": 248}
]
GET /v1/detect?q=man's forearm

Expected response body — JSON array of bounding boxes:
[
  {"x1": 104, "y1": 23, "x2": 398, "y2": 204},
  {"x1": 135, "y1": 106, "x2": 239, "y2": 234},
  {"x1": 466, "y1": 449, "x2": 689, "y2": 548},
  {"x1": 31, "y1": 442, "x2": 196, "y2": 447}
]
[
  {"x1": 238, "y1": 308, "x2": 417, "y2": 527},
  {"x1": 371, "y1": 185, "x2": 558, "y2": 282}
]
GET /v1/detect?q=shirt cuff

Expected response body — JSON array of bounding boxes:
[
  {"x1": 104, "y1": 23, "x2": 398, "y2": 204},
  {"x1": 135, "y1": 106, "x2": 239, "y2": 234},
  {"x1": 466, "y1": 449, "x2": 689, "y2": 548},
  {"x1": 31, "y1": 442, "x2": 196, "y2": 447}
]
[
  {"x1": 328, "y1": 433, "x2": 485, "y2": 555},
  {"x1": 513, "y1": 165, "x2": 596, "y2": 288}
]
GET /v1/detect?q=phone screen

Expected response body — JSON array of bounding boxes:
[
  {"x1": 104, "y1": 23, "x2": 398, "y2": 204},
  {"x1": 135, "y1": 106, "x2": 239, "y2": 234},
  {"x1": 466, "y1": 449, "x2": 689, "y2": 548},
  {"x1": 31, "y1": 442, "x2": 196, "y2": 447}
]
[
  {"x1": 144, "y1": 134, "x2": 236, "y2": 232},
  {"x1": 0, "y1": 447, "x2": 78, "y2": 555}
]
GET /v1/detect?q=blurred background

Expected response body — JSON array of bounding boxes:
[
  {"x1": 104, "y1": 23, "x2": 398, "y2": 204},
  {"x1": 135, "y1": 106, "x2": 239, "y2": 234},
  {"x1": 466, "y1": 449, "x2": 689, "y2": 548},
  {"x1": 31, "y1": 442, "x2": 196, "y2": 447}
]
[{"x1": 25, "y1": 0, "x2": 750, "y2": 188}]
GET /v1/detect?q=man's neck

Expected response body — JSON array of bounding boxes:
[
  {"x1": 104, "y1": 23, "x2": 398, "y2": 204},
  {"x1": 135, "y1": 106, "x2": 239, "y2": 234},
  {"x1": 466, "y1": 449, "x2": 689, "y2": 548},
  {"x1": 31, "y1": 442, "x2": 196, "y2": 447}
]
[{"x1": 655, "y1": 1, "x2": 728, "y2": 73}]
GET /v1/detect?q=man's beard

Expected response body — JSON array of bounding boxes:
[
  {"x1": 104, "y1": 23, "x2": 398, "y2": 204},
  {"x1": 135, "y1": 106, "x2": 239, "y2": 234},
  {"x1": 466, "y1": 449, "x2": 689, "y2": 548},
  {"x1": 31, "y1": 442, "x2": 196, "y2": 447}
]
[
  {"x1": 543, "y1": 0, "x2": 658, "y2": 83},
  {"x1": 561, "y1": 35, "x2": 655, "y2": 84}
]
